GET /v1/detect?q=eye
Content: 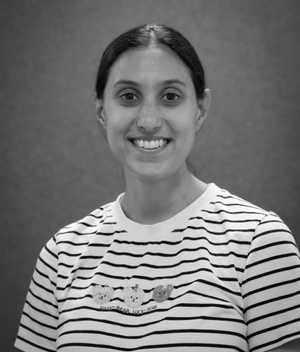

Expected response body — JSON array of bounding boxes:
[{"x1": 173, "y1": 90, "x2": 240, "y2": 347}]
[
  {"x1": 121, "y1": 92, "x2": 137, "y2": 101},
  {"x1": 118, "y1": 90, "x2": 140, "y2": 106},
  {"x1": 161, "y1": 90, "x2": 183, "y2": 105}
]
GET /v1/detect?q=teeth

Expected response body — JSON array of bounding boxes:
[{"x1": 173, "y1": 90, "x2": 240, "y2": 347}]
[{"x1": 132, "y1": 139, "x2": 168, "y2": 150}]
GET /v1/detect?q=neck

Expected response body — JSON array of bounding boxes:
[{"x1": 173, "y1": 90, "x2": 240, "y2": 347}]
[{"x1": 121, "y1": 166, "x2": 207, "y2": 224}]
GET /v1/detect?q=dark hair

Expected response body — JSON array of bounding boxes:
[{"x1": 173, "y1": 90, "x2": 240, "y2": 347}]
[{"x1": 95, "y1": 24, "x2": 206, "y2": 100}]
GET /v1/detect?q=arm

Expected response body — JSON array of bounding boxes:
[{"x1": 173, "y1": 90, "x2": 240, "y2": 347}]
[
  {"x1": 14, "y1": 236, "x2": 58, "y2": 352},
  {"x1": 271, "y1": 338, "x2": 300, "y2": 351},
  {"x1": 241, "y1": 213, "x2": 300, "y2": 352}
]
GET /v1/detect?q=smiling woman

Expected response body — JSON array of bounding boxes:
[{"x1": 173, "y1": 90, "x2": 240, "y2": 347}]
[
  {"x1": 14, "y1": 24, "x2": 300, "y2": 352},
  {"x1": 97, "y1": 42, "x2": 209, "y2": 189}
]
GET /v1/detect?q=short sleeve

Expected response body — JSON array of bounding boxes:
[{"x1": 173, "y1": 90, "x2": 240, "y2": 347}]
[
  {"x1": 15, "y1": 236, "x2": 58, "y2": 352},
  {"x1": 242, "y1": 212, "x2": 300, "y2": 352}
]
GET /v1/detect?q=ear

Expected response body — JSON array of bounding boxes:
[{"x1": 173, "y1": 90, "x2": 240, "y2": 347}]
[
  {"x1": 195, "y1": 88, "x2": 211, "y2": 133},
  {"x1": 95, "y1": 99, "x2": 106, "y2": 129}
]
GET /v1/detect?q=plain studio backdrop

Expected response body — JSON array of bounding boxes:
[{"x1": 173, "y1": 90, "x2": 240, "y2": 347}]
[{"x1": 1, "y1": 0, "x2": 299, "y2": 350}]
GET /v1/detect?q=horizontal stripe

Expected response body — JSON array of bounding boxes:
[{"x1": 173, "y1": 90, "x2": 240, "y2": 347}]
[
  {"x1": 22, "y1": 311, "x2": 56, "y2": 330},
  {"x1": 58, "y1": 314, "x2": 245, "y2": 330},
  {"x1": 105, "y1": 246, "x2": 247, "y2": 259},
  {"x1": 57, "y1": 342, "x2": 245, "y2": 352},
  {"x1": 19, "y1": 322, "x2": 56, "y2": 342},
  {"x1": 243, "y1": 277, "x2": 300, "y2": 299},
  {"x1": 113, "y1": 235, "x2": 251, "y2": 246},
  {"x1": 58, "y1": 328, "x2": 246, "y2": 343},
  {"x1": 244, "y1": 290, "x2": 300, "y2": 313},
  {"x1": 25, "y1": 299, "x2": 58, "y2": 320},
  {"x1": 247, "y1": 303, "x2": 300, "y2": 324},
  {"x1": 242, "y1": 264, "x2": 300, "y2": 286},
  {"x1": 16, "y1": 335, "x2": 55, "y2": 352},
  {"x1": 250, "y1": 331, "x2": 300, "y2": 352},
  {"x1": 59, "y1": 300, "x2": 238, "y2": 317},
  {"x1": 28, "y1": 288, "x2": 57, "y2": 310},
  {"x1": 247, "y1": 316, "x2": 300, "y2": 339}
]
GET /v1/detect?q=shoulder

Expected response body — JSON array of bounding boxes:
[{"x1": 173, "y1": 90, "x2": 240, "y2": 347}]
[
  {"x1": 208, "y1": 184, "x2": 271, "y2": 232},
  {"x1": 211, "y1": 184, "x2": 298, "y2": 246},
  {"x1": 212, "y1": 184, "x2": 270, "y2": 217},
  {"x1": 43, "y1": 199, "x2": 116, "y2": 257}
]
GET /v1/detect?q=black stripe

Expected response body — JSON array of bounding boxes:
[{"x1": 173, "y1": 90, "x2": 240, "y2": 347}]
[
  {"x1": 59, "y1": 301, "x2": 237, "y2": 316},
  {"x1": 202, "y1": 209, "x2": 265, "y2": 216},
  {"x1": 216, "y1": 194, "x2": 242, "y2": 200},
  {"x1": 245, "y1": 252, "x2": 298, "y2": 270},
  {"x1": 244, "y1": 290, "x2": 300, "y2": 313},
  {"x1": 99, "y1": 256, "x2": 240, "y2": 271},
  {"x1": 242, "y1": 264, "x2": 300, "y2": 286},
  {"x1": 56, "y1": 258, "x2": 240, "y2": 284},
  {"x1": 38, "y1": 255, "x2": 57, "y2": 274},
  {"x1": 106, "y1": 245, "x2": 247, "y2": 259},
  {"x1": 58, "y1": 313, "x2": 245, "y2": 330},
  {"x1": 190, "y1": 216, "x2": 261, "y2": 224},
  {"x1": 59, "y1": 327, "x2": 246, "y2": 341},
  {"x1": 77, "y1": 220, "x2": 100, "y2": 227},
  {"x1": 58, "y1": 262, "x2": 73, "y2": 268},
  {"x1": 243, "y1": 277, "x2": 300, "y2": 299},
  {"x1": 24, "y1": 299, "x2": 58, "y2": 320},
  {"x1": 258, "y1": 219, "x2": 283, "y2": 226},
  {"x1": 250, "y1": 331, "x2": 300, "y2": 352},
  {"x1": 172, "y1": 225, "x2": 254, "y2": 235},
  {"x1": 56, "y1": 229, "x2": 98, "y2": 237},
  {"x1": 248, "y1": 316, "x2": 300, "y2": 339},
  {"x1": 32, "y1": 276, "x2": 54, "y2": 295},
  {"x1": 81, "y1": 266, "x2": 238, "y2": 284},
  {"x1": 247, "y1": 303, "x2": 300, "y2": 324},
  {"x1": 114, "y1": 235, "x2": 250, "y2": 246},
  {"x1": 35, "y1": 267, "x2": 56, "y2": 288},
  {"x1": 96, "y1": 230, "x2": 126, "y2": 235},
  {"x1": 56, "y1": 240, "x2": 89, "y2": 246},
  {"x1": 44, "y1": 244, "x2": 58, "y2": 260},
  {"x1": 19, "y1": 322, "x2": 56, "y2": 342},
  {"x1": 57, "y1": 250, "x2": 82, "y2": 257},
  {"x1": 86, "y1": 212, "x2": 104, "y2": 219},
  {"x1": 57, "y1": 341, "x2": 245, "y2": 351},
  {"x1": 16, "y1": 335, "x2": 55, "y2": 352},
  {"x1": 81, "y1": 242, "x2": 111, "y2": 247},
  {"x1": 28, "y1": 288, "x2": 57, "y2": 309},
  {"x1": 79, "y1": 254, "x2": 104, "y2": 260},
  {"x1": 253, "y1": 228, "x2": 291, "y2": 241},
  {"x1": 70, "y1": 265, "x2": 98, "y2": 272},
  {"x1": 248, "y1": 240, "x2": 297, "y2": 256},
  {"x1": 22, "y1": 310, "x2": 56, "y2": 330},
  {"x1": 210, "y1": 200, "x2": 261, "y2": 210},
  {"x1": 60, "y1": 266, "x2": 216, "y2": 285}
]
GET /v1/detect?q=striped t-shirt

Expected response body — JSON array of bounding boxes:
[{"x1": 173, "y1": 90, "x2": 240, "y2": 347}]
[{"x1": 15, "y1": 183, "x2": 300, "y2": 352}]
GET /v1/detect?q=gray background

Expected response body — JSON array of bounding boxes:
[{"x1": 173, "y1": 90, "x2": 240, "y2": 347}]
[{"x1": 1, "y1": 0, "x2": 299, "y2": 350}]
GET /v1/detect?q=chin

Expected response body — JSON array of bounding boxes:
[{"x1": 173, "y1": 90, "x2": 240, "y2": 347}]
[{"x1": 126, "y1": 160, "x2": 183, "y2": 182}]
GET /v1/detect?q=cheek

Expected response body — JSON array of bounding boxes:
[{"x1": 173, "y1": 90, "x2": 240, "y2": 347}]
[
  {"x1": 105, "y1": 118, "x2": 131, "y2": 158},
  {"x1": 105, "y1": 112, "x2": 128, "y2": 138}
]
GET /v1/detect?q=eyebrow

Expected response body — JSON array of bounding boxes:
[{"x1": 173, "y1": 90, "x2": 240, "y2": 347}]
[{"x1": 113, "y1": 79, "x2": 186, "y2": 87}]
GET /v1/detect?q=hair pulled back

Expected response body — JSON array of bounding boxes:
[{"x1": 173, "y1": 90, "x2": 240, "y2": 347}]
[{"x1": 95, "y1": 24, "x2": 206, "y2": 100}]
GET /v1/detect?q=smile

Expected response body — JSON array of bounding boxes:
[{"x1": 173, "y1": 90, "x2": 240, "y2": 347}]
[{"x1": 128, "y1": 138, "x2": 171, "y2": 151}]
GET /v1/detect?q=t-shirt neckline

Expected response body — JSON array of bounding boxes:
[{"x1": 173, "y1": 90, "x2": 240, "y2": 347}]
[{"x1": 113, "y1": 183, "x2": 218, "y2": 235}]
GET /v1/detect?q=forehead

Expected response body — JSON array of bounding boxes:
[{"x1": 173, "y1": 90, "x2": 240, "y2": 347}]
[{"x1": 106, "y1": 45, "x2": 193, "y2": 87}]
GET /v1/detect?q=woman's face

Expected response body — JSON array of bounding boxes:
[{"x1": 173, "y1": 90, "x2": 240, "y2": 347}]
[{"x1": 98, "y1": 45, "x2": 207, "y2": 181}]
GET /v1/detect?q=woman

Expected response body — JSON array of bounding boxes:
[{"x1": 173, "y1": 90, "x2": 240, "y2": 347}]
[{"x1": 15, "y1": 24, "x2": 300, "y2": 352}]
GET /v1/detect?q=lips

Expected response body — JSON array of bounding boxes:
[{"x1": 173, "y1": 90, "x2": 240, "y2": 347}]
[{"x1": 127, "y1": 137, "x2": 171, "y2": 151}]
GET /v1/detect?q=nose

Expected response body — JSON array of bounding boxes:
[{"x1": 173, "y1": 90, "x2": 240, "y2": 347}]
[{"x1": 136, "y1": 101, "x2": 162, "y2": 134}]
